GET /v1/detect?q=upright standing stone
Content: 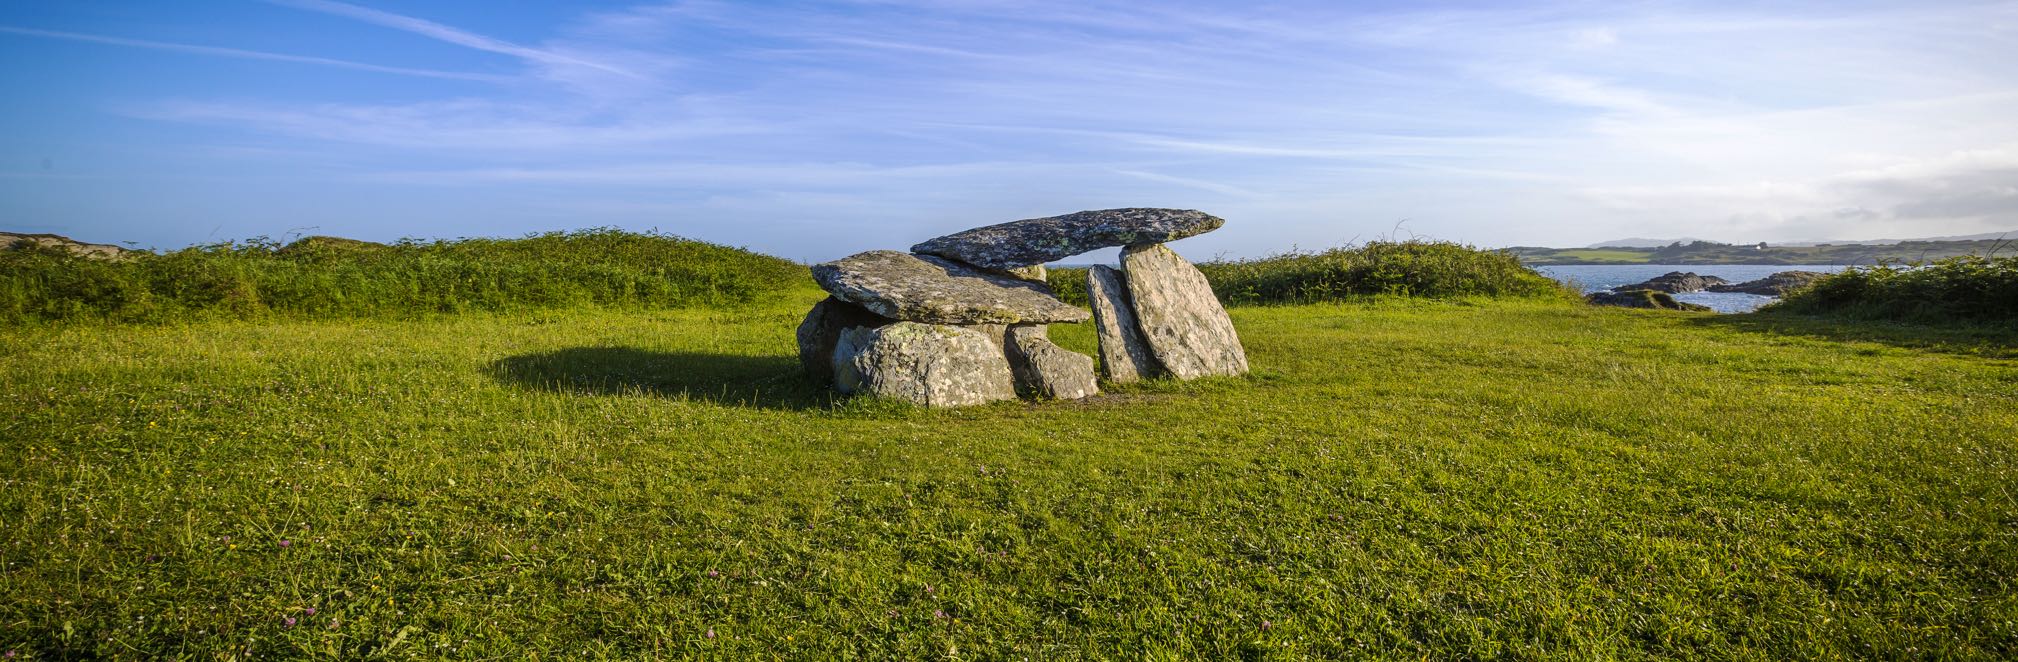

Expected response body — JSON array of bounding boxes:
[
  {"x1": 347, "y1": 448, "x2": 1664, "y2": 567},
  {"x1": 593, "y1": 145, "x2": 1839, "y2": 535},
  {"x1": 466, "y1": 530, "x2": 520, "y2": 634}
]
[
  {"x1": 796, "y1": 297, "x2": 893, "y2": 383},
  {"x1": 1003, "y1": 325, "x2": 1099, "y2": 400},
  {"x1": 1086, "y1": 265, "x2": 1158, "y2": 382},
  {"x1": 832, "y1": 322, "x2": 1016, "y2": 407},
  {"x1": 1121, "y1": 244, "x2": 1248, "y2": 379}
]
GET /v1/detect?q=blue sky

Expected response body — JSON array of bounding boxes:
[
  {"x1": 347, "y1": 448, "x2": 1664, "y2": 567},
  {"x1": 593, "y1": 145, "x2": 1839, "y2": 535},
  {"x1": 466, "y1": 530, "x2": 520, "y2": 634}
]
[{"x1": 2, "y1": 0, "x2": 2015, "y2": 260}]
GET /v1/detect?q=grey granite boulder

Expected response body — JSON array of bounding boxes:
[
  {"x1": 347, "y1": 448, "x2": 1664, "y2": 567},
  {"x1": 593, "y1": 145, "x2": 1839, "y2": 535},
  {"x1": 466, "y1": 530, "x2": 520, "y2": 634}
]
[
  {"x1": 1706, "y1": 271, "x2": 1827, "y2": 296},
  {"x1": 1001, "y1": 264, "x2": 1047, "y2": 283},
  {"x1": 911, "y1": 208, "x2": 1225, "y2": 270},
  {"x1": 832, "y1": 322, "x2": 1017, "y2": 407},
  {"x1": 1003, "y1": 325, "x2": 1099, "y2": 400},
  {"x1": 1121, "y1": 244, "x2": 1249, "y2": 379},
  {"x1": 1086, "y1": 265, "x2": 1159, "y2": 382},
  {"x1": 812, "y1": 250, "x2": 1089, "y2": 325},
  {"x1": 796, "y1": 296, "x2": 894, "y2": 383}
]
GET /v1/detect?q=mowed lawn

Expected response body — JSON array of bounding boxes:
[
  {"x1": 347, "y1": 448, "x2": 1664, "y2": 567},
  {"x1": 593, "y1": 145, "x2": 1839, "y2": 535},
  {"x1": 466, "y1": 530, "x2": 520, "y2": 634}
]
[{"x1": 3, "y1": 291, "x2": 2015, "y2": 659}]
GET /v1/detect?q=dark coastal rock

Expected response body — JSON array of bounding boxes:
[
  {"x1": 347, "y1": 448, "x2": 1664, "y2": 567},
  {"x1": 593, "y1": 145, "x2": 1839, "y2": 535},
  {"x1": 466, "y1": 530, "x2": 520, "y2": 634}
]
[
  {"x1": 796, "y1": 297, "x2": 894, "y2": 383},
  {"x1": 1619, "y1": 271, "x2": 1730, "y2": 293},
  {"x1": 911, "y1": 208, "x2": 1225, "y2": 270},
  {"x1": 1706, "y1": 271, "x2": 1828, "y2": 296},
  {"x1": 1121, "y1": 244, "x2": 1249, "y2": 379},
  {"x1": 1086, "y1": 265, "x2": 1158, "y2": 382},
  {"x1": 832, "y1": 322, "x2": 1016, "y2": 407},
  {"x1": 1586, "y1": 289, "x2": 1712, "y2": 311},
  {"x1": 812, "y1": 250, "x2": 1090, "y2": 325},
  {"x1": 1003, "y1": 325, "x2": 1099, "y2": 399}
]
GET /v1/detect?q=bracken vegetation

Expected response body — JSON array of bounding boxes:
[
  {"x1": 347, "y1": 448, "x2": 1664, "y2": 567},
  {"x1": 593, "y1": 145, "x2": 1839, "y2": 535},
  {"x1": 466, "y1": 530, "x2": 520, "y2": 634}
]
[
  {"x1": 1048, "y1": 240, "x2": 1577, "y2": 305},
  {"x1": 1767, "y1": 255, "x2": 2018, "y2": 324},
  {"x1": 0, "y1": 229, "x2": 808, "y2": 324}
]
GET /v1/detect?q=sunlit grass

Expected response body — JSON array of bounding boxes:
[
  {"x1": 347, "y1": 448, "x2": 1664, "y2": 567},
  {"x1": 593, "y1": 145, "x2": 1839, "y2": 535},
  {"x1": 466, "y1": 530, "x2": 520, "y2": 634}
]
[{"x1": 4, "y1": 292, "x2": 2014, "y2": 658}]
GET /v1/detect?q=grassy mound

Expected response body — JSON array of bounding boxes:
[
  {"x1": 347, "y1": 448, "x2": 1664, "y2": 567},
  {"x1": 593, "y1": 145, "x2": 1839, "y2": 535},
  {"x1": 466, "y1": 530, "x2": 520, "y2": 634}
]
[
  {"x1": 0, "y1": 228, "x2": 808, "y2": 324},
  {"x1": 1766, "y1": 255, "x2": 2018, "y2": 323},
  {"x1": 1048, "y1": 240, "x2": 1575, "y2": 305}
]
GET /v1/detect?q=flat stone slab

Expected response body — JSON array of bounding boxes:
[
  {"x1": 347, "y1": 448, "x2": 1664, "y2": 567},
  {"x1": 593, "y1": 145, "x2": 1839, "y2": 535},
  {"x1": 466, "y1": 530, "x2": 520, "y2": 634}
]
[
  {"x1": 911, "y1": 208, "x2": 1225, "y2": 270},
  {"x1": 812, "y1": 250, "x2": 1089, "y2": 325},
  {"x1": 1122, "y1": 243, "x2": 1248, "y2": 379},
  {"x1": 1086, "y1": 265, "x2": 1158, "y2": 382},
  {"x1": 833, "y1": 322, "x2": 1016, "y2": 407}
]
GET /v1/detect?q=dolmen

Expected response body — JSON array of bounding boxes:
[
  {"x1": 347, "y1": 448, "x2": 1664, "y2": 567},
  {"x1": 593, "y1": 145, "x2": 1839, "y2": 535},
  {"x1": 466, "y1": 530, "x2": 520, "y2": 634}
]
[{"x1": 797, "y1": 208, "x2": 1249, "y2": 407}]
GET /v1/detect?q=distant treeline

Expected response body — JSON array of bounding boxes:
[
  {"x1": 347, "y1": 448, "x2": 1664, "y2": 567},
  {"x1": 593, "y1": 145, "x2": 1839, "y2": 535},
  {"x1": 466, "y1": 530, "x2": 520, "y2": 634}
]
[
  {"x1": 1050, "y1": 240, "x2": 1577, "y2": 306},
  {"x1": 1768, "y1": 255, "x2": 2018, "y2": 324},
  {"x1": 0, "y1": 229, "x2": 808, "y2": 324}
]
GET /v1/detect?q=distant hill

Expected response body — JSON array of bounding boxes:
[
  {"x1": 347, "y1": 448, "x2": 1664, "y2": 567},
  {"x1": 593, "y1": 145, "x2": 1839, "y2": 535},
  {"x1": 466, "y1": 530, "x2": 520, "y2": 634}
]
[
  {"x1": 1586, "y1": 229, "x2": 2017, "y2": 249},
  {"x1": 1, "y1": 231, "x2": 132, "y2": 259},
  {"x1": 1511, "y1": 238, "x2": 2015, "y2": 265},
  {"x1": 1769, "y1": 229, "x2": 2018, "y2": 247},
  {"x1": 1587, "y1": 237, "x2": 1710, "y2": 248}
]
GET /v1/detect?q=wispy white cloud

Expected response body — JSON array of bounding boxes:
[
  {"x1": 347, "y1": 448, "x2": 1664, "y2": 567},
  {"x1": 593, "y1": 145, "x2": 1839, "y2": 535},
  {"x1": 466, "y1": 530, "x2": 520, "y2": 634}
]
[
  {"x1": 1110, "y1": 169, "x2": 1261, "y2": 198},
  {"x1": 261, "y1": 0, "x2": 641, "y2": 78},
  {"x1": 0, "y1": 25, "x2": 504, "y2": 81},
  {"x1": 58, "y1": 0, "x2": 2018, "y2": 252}
]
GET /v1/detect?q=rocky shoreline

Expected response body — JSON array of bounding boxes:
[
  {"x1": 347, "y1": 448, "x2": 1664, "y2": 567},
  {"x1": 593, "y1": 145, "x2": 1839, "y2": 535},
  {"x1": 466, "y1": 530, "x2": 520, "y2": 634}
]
[{"x1": 1584, "y1": 270, "x2": 1828, "y2": 312}]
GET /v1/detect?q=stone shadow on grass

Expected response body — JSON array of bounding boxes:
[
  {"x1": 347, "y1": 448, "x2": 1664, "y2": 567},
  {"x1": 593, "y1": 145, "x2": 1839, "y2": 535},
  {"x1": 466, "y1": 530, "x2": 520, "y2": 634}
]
[
  {"x1": 1684, "y1": 313, "x2": 2018, "y2": 359},
  {"x1": 488, "y1": 347, "x2": 834, "y2": 410}
]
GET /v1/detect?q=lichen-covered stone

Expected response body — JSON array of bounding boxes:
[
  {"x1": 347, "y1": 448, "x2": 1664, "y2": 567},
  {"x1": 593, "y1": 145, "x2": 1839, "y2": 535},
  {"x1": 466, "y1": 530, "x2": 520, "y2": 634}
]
[
  {"x1": 812, "y1": 250, "x2": 1089, "y2": 325},
  {"x1": 832, "y1": 322, "x2": 1016, "y2": 407},
  {"x1": 796, "y1": 296, "x2": 894, "y2": 383},
  {"x1": 911, "y1": 208, "x2": 1225, "y2": 270},
  {"x1": 1003, "y1": 325, "x2": 1099, "y2": 399},
  {"x1": 1121, "y1": 244, "x2": 1248, "y2": 379},
  {"x1": 1086, "y1": 265, "x2": 1158, "y2": 382},
  {"x1": 1001, "y1": 264, "x2": 1047, "y2": 283}
]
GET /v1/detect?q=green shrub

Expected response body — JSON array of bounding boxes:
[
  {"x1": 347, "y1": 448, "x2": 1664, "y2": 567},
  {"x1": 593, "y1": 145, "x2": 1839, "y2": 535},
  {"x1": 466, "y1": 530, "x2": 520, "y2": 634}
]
[
  {"x1": 0, "y1": 229, "x2": 809, "y2": 325},
  {"x1": 1766, "y1": 255, "x2": 2018, "y2": 323},
  {"x1": 1048, "y1": 241, "x2": 1576, "y2": 306},
  {"x1": 1046, "y1": 266, "x2": 1091, "y2": 306}
]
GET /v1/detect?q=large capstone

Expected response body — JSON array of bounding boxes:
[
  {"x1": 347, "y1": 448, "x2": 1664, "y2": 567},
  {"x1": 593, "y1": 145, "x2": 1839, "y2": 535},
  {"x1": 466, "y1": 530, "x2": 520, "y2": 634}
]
[
  {"x1": 1003, "y1": 325, "x2": 1099, "y2": 400},
  {"x1": 911, "y1": 208, "x2": 1225, "y2": 270},
  {"x1": 1086, "y1": 265, "x2": 1158, "y2": 382},
  {"x1": 832, "y1": 322, "x2": 1017, "y2": 407},
  {"x1": 1121, "y1": 244, "x2": 1249, "y2": 379},
  {"x1": 812, "y1": 250, "x2": 1090, "y2": 325},
  {"x1": 796, "y1": 296, "x2": 894, "y2": 383}
]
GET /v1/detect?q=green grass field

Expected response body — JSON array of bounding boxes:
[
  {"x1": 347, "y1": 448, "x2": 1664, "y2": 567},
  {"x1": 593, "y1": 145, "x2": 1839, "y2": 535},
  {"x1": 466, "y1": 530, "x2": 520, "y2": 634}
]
[
  {"x1": 1537, "y1": 249, "x2": 1653, "y2": 264},
  {"x1": 4, "y1": 289, "x2": 2016, "y2": 658}
]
